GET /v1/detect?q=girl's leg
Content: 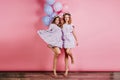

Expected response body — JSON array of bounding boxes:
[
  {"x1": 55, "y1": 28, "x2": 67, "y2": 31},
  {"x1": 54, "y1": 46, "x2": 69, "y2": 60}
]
[
  {"x1": 51, "y1": 47, "x2": 61, "y2": 77},
  {"x1": 66, "y1": 48, "x2": 74, "y2": 64},
  {"x1": 64, "y1": 49, "x2": 69, "y2": 77}
]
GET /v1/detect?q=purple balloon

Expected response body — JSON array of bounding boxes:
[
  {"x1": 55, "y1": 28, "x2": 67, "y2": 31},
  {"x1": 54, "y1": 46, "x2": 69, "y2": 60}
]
[
  {"x1": 46, "y1": 0, "x2": 55, "y2": 5},
  {"x1": 44, "y1": 4, "x2": 53, "y2": 15},
  {"x1": 51, "y1": 12, "x2": 57, "y2": 18},
  {"x1": 42, "y1": 16, "x2": 51, "y2": 26}
]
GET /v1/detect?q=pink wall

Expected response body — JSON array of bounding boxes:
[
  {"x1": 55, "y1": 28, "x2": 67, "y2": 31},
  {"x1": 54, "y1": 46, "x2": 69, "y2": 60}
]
[{"x1": 0, "y1": 0, "x2": 120, "y2": 71}]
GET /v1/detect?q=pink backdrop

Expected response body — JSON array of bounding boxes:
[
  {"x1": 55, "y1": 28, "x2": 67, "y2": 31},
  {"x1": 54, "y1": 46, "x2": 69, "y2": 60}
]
[{"x1": 0, "y1": 0, "x2": 120, "y2": 71}]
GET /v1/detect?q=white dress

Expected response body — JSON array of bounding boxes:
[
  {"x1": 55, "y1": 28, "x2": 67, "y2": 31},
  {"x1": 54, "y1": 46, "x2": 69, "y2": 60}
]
[
  {"x1": 62, "y1": 23, "x2": 75, "y2": 48},
  {"x1": 37, "y1": 24, "x2": 63, "y2": 48}
]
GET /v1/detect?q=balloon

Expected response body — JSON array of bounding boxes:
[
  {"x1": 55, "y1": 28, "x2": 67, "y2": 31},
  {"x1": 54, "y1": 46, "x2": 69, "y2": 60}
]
[
  {"x1": 50, "y1": 12, "x2": 58, "y2": 22},
  {"x1": 51, "y1": 12, "x2": 57, "y2": 18},
  {"x1": 42, "y1": 16, "x2": 51, "y2": 26},
  {"x1": 44, "y1": 4, "x2": 53, "y2": 16},
  {"x1": 46, "y1": 0, "x2": 55, "y2": 5},
  {"x1": 53, "y1": 2, "x2": 63, "y2": 12},
  {"x1": 58, "y1": 12, "x2": 64, "y2": 17}
]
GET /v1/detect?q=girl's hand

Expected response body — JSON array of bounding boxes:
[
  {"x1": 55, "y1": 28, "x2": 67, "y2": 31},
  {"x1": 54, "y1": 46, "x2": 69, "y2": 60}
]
[{"x1": 76, "y1": 41, "x2": 78, "y2": 46}]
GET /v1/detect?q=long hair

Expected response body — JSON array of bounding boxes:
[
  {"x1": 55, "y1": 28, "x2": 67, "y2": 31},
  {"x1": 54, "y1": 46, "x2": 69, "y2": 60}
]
[
  {"x1": 63, "y1": 13, "x2": 72, "y2": 24},
  {"x1": 51, "y1": 16, "x2": 61, "y2": 27}
]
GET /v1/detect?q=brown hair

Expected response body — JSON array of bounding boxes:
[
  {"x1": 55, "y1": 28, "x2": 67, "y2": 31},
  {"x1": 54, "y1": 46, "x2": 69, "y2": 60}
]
[
  {"x1": 51, "y1": 16, "x2": 61, "y2": 27},
  {"x1": 63, "y1": 13, "x2": 72, "y2": 24}
]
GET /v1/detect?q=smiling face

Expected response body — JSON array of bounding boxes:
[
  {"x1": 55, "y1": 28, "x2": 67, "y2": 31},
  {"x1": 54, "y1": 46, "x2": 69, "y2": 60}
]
[
  {"x1": 63, "y1": 13, "x2": 72, "y2": 24},
  {"x1": 52, "y1": 16, "x2": 61, "y2": 25},
  {"x1": 55, "y1": 17, "x2": 60, "y2": 25},
  {"x1": 64, "y1": 15, "x2": 70, "y2": 22}
]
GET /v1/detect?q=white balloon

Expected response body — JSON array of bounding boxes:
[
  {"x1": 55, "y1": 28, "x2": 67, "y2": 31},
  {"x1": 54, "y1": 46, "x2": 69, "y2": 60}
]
[{"x1": 53, "y1": 2, "x2": 63, "y2": 12}]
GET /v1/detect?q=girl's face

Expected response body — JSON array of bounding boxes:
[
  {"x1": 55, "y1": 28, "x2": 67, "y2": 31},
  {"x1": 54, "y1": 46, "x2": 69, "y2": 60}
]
[
  {"x1": 55, "y1": 18, "x2": 60, "y2": 25},
  {"x1": 64, "y1": 15, "x2": 70, "y2": 22}
]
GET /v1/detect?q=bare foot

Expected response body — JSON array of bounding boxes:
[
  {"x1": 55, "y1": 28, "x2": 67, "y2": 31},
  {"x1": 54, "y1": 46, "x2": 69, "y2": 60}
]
[
  {"x1": 54, "y1": 73, "x2": 58, "y2": 77},
  {"x1": 52, "y1": 73, "x2": 58, "y2": 78},
  {"x1": 64, "y1": 72, "x2": 68, "y2": 77},
  {"x1": 53, "y1": 70, "x2": 58, "y2": 78},
  {"x1": 51, "y1": 74, "x2": 58, "y2": 78},
  {"x1": 64, "y1": 69, "x2": 68, "y2": 77}
]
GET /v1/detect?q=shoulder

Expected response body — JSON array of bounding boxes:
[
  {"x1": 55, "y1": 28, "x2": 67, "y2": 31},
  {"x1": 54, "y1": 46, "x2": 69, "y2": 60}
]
[
  {"x1": 63, "y1": 24, "x2": 69, "y2": 27},
  {"x1": 63, "y1": 24, "x2": 66, "y2": 26},
  {"x1": 70, "y1": 23, "x2": 75, "y2": 28},
  {"x1": 49, "y1": 23, "x2": 56, "y2": 26},
  {"x1": 49, "y1": 24, "x2": 57, "y2": 28},
  {"x1": 63, "y1": 23, "x2": 75, "y2": 28}
]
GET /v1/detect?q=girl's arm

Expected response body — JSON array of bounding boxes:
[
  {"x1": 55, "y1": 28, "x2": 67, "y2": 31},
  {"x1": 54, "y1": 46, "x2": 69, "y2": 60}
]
[
  {"x1": 47, "y1": 24, "x2": 53, "y2": 31},
  {"x1": 72, "y1": 27, "x2": 78, "y2": 46}
]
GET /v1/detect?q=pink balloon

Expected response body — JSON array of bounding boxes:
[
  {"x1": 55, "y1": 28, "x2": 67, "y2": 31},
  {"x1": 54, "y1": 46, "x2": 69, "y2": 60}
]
[{"x1": 58, "y1": 12, "x2": 64, "y2": 17}]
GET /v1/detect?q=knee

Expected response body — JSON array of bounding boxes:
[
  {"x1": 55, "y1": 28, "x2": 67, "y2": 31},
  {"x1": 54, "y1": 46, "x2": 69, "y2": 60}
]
[
  {"x1": 54, "y1": 50, "x2": 61, "y2": 55},
  {"x1": 55, "y1": 53, "x2": 60, "y2": 57},
  {"x1": 56, "y1": 51, "x2": 61, "y2": 55},
  {"x1": 54, "y1": 48, "x2": 61, "y2": 55},
  {"x1": 65, "y1": 50, "x2": 71, "y2": 55}
]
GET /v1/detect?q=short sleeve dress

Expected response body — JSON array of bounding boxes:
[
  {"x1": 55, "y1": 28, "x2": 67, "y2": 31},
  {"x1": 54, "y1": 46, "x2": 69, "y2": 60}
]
[
  {"x1": 37, "y1": 24, "x2": 63, "y2": 48},
  {"x1": 62, "y1": 23, "x2": 75, "y2": 48}
]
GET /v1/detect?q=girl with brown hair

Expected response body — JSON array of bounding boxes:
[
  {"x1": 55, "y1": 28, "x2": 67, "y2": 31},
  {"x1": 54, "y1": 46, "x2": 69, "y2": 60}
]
[
  {"x1": 62, "y1": 13, "x2": 78, "y2": 77},
  {"x1": 37, "y1": 16, "x2": 63, "y2": 77}
]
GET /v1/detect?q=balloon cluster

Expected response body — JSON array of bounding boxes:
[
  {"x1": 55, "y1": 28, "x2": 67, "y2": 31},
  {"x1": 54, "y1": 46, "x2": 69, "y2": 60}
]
[{"x1": 42, "y1": 0, "x2": 68, "y2": 26}]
